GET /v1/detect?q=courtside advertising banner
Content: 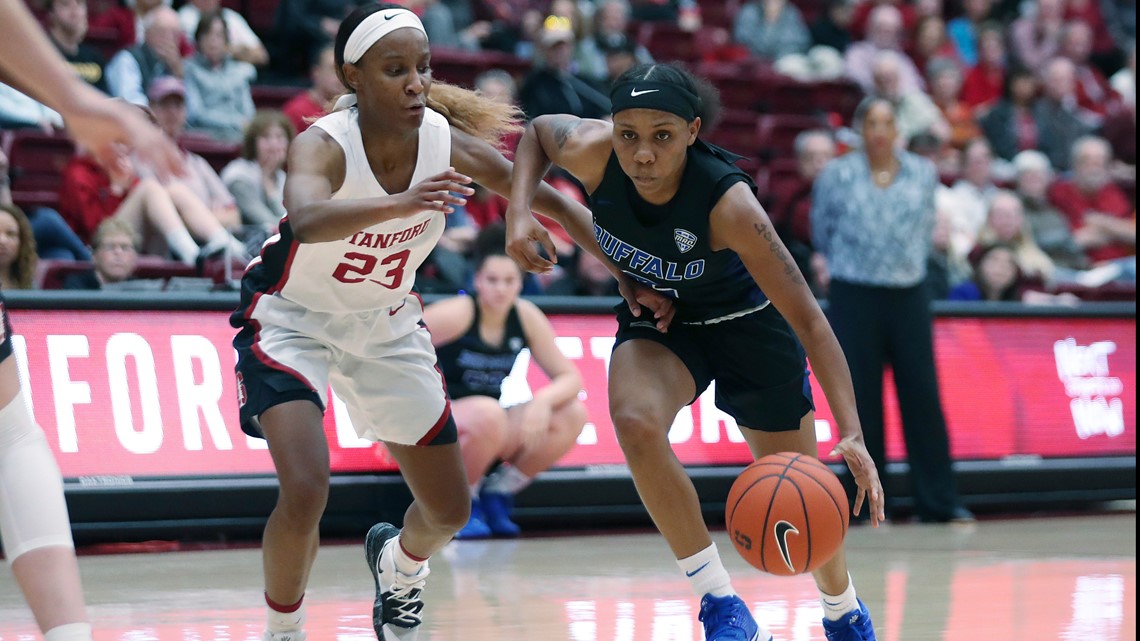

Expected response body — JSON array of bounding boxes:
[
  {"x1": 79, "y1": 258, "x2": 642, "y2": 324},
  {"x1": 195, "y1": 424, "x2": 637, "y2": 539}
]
[{"x1": 9, "y1": 310, "x2": 1135, "y2": 480}]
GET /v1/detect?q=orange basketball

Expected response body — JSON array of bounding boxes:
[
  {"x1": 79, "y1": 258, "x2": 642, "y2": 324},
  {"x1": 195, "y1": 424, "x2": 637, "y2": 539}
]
[{"x1": 725, "y1": 452, "x2": 849, "y2": 576}]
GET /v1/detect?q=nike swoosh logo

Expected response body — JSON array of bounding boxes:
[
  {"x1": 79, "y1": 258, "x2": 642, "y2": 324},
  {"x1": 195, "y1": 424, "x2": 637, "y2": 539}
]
[
  {"x1": 631, "y1": 89, "x2": 660, "y2": 97},
  {"x1": 383, "y1": 12, "x2": 397, "y2": 20},
  {"x1": 774, "y1": 520, "x2": 800, "y2": 573},
  {"x1": 685, "y1": 561, "x2": 710, "y2": 577},
  {"x1": 388, "y1": 300, "x2": 407, "y2": 316}
]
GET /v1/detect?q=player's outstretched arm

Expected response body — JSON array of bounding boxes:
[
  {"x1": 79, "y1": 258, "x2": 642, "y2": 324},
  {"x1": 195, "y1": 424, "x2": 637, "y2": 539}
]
[
  {"x1": 712, "y1": 182, "x2": 886, "y2": 526},
  {"x1": 0, "y1": 0, "x2": 182, "y2": 178}
]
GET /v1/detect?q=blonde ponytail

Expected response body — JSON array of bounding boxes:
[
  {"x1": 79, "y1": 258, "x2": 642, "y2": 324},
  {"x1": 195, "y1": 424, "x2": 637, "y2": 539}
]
[{"x1": 427, "y1": 81, "x2": 524, "y2": 148}]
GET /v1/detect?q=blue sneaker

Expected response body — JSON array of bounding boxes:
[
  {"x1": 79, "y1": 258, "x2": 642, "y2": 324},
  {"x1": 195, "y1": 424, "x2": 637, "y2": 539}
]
[
  {"x1": 822, "y1": 598, "x2": 877, "y2": 641},
  {"x1": 454, "y1": 498, "x2": 492, "y2": 540},
  {"x1": 699, "y1": 594, "x2": 769, "y2": 641},
  {"x1": 479, "y1": 489, "x2": 521, "y2": 537}
]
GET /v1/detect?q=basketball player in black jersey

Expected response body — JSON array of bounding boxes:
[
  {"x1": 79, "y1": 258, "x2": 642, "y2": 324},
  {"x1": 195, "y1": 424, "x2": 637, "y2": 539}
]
[
  {"x1": 505, "y1": 62, "x2": 884, "y2": 641},
  {"x1": 423, "y1": 228, "x2": 587, "y2": 540}
]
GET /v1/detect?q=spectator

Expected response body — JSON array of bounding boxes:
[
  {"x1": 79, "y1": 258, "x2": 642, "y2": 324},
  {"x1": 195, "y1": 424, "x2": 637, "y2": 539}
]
[
  {"x1": 183, "y1": 12, "x2": 256, "y2": 143},
  {"x1": 221, "y1": 110, "x2": 293, "y2": 231},
  {"x1": 1100, "y1": 83, "x2": 1135, "y2": 168},
  {"x1": 1109, "y1": 44, "x2": 1135, "y2": 109},
  {"x1": 281, "y1": 44, "x2": 340, "y2": 135},
  {"x1": 845, "y1": 5, "x2": 926, "y2": 94},
  {"x1": 405, "y1": 0, "x2": 489, "y2": 51},
  {"x1": 1065, "y1": 0, "x2": 1117, "y2": 63},
  {"x1": 947, "y1": 0, "x2": 993, "y2": 66},
  {"x1": 148, "y1": 76, "x2": 243, "y2": 233},
  {"x1": 983, "y1": 58, "x2": 1090, "y2": 171},
  {"x1": 960, "y1": 22, "x2": 1006, "y2": 108},
  {"x1": 948, "y1": 242, "x2": 1025, "y2": 300},
  {"x1": 908, "y1": 15, "x2": 962, "y2": 76},
  {"x1": 946, "y1": 138, "x2": 999, "y2": 257},
  {"x1": 1013, "y1": 149, "x2": 1091, "y2": 270},
  {"x1": 1009, "y1": 0, "x2": 1065, "y2": 70},
  {"x1": 926, "y1": 204, "x2": 972, "y2": 299},
  {"x1": 1059, "y1": 20, "x2": 1119, "y2": 116},
  {"x1": 61, "y1": 218, "x2": 141, "y2": 289},
  {"x1": 629, "y1": 0, "x2": 702, "y2": 29},
  {"x1": 106, "y1": 6, "x2": 185, "y2": 106},
  {"x1": 90, "y1": 0, "x2": 173, "y2": 52},
  {"x1": 1049, "y1": 136, "x2": 1136, "y2": 263},
  {"x1": 811, "y1": 97, "x2": 973, "y2": 523},
  {"x1": 471, "y1": 0, "x2": 547, "y2": 53},
  {"x1": 733, "y1": 0, "x2": 811, "y2": 62},
  {"x1": 269, "y1": 0, "x2": 363, "y2": 80},
  {"x1": 1099, "y1": 0, "x2": 1136, "y2": 59},
  {"x1": 58, "y1": 124, "x2": 241, "y2": 265},
  {"x1": 0, "y1": 204, "x2": 37, "y2": 289},
  {"x1": 541, "y1": 245, "x2": 621, "y2": 296},
  {"x1": 870, "y1": 51, "x2": 949, "y2": 145},
  {"x1": 0, "y1": 142, "x2": 89, "y2": 260},
  {"x1": 849, "y1": 0, "x2": 917, "y2": 40},
  {"x1": 974, "y1": 189, "x2": 1057, "y2": 282},
  {"x1": 46, "y1": 0, "x2": 108, "y2": 92},
  {"x1": 927, "y1": 57, "x2": 981, "y2": 149},
  {"x1": 810, "y1": 0, "x2": 854, "y2": 53},
  {"x1": 595, "y1": 34, "x2": 642, "y2": 89},
  {"x1": 576, "y1": 0, "x2": 654, "y2": 85},
  {"x1": 0, "y1": 82, "x2": 63, "y2": 130},
  {"x1": 770, "y1": 129, "x2": 836, "y2": 295},
  {"x1": 518, "y1": 15, "x2": 610, "y2": 120},
  {"x1": 177, "y1": 0, "x2": 269, "y2": 67}
]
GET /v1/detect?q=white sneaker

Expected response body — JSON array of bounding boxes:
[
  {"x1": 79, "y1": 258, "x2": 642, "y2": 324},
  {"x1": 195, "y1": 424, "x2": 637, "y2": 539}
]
[
  {"x1": 366, "y1": 522, "x2": 430, "y2": 640},
  {"x1": 262, "y1": 632, "x2": 306, "y2": 641}
]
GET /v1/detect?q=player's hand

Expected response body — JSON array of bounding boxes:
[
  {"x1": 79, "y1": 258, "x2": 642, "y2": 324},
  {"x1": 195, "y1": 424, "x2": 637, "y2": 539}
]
[
  {"x1": 517, "y1": 397, "x2": 553, "y2": 451},
  {"x1": 397, "y1": 168, "x2": 474, "y2": 216},
  {"x1": 505, "y1": 208, "x2": 557, "y2": 274},
  {"x1": 830, "y1": 435, "x2": 885, "y2": 527},
  {"x1": 617, "y1": 274, "x2": 675, "y2": 333},
  {"x1": 60, "y1": 91, "x2": 184, "y2": 180}
]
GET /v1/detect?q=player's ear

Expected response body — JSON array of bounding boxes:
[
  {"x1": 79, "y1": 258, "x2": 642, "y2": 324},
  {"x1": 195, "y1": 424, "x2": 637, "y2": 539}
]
[
  {"x1": 341, "y1": 62, "x2": 360, "y2": 92},
  {"x1": 688, "y1": 116, "x2": 701, "y2": 146}
]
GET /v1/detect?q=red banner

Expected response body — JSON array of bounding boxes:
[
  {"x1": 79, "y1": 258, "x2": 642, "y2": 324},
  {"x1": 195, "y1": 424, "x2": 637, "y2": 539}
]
[{"x1": 10, "y1": 309, "x2": 1135, "y2": 480}]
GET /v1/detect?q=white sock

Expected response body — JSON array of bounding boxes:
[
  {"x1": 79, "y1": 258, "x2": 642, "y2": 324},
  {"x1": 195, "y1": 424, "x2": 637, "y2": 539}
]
[
  {"x1": 164, "y1": 227, "x2": 200, "y2": 265},
  {"x1": 469, "y1": 482, "x2": 482, "y2": 499},
  {"x1": 677, "y1": 543, "x2": 734, "y2": 598},
  {"x1": 483, "y1": 464, "x2": 531, "y2": 495},
  {"x1": 44, "y1": 623, "x2": 92, "y2": 641},
  {"x1": 820, "y1": 573, "x2": 859, "y2": 621},
  {"x1": 393, "y1": 535, "x2": 427, "y2": 577},
  {"x1": 265, "y1": 595, "x2": 305, "y2": 633}
]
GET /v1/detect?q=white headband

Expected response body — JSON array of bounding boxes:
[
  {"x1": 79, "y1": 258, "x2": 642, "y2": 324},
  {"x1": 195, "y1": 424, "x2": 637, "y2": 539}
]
[
  {"x1": 343, "y1": 8, "x2": 426, "y2": 64},
  {"x1": 334, "y1": 8, "x2": 428, "y2": 111}
]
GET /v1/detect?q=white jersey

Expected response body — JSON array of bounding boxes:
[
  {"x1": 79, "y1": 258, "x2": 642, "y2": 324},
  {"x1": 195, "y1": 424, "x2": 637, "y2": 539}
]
[{"x1": 245, "y1": 106, "x2": 452, "y2": 314}]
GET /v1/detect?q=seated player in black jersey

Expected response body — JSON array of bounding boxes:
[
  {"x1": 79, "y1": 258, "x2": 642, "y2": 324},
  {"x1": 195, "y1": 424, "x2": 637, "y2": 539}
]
[
  {"x1": 422, "y1": 224, "x2": 587, "y2": 539},
  {"x1": 504, "y1": 62, "x2": 884, "y2": 641}
]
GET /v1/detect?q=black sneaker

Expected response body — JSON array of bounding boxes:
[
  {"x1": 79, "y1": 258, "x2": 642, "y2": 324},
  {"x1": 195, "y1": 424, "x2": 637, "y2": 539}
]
[{"x1": 365, "y1": 522, "x2": 428, "y2": 640}]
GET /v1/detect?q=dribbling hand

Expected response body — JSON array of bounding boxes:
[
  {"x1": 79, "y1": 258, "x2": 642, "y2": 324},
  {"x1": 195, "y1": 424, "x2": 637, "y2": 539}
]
[
  {"x1": 397, "y1": 168, "x2": 474, "y2": 216},
  {"x1": 505, "y1": 210, "x2": 558, "y2": 273},
  {"x1": 830, "y1": 435, "x2": 886, "y2": 527}
]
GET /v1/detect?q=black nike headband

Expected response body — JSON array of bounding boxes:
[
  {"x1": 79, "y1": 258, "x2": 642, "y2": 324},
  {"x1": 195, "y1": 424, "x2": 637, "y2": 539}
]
[{"x1": 609, "y1": 80, "x2": 700, "y2": 122}]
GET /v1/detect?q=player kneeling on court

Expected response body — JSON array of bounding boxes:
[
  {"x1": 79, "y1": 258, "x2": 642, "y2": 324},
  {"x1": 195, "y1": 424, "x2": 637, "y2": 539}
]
[{"x1": 424, "y1": 224, "x2": 587, "y2": 539}]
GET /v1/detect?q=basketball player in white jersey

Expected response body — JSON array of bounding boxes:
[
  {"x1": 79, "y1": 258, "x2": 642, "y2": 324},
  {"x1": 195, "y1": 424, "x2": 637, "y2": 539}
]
[
  {"x1": 229, "y1": 5, "x2": 624, "y2": 640},
  {"x1": 0, "y1": 2, "x2": 181, "y2": 639}
]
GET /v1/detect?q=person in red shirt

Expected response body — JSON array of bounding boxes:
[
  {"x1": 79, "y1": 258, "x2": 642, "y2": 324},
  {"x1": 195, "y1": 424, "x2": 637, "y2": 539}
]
[
  {"x1": 1048, "y1": 135, "x2": 1136, "y2": 263},
  {"x1": 281, "y1": 44, "x2": 341, "y2": 135},
  {"x1": 59, "y1": 122, "x2": 237, "y2": 265},
  {"x1": 960, "y1": 22, "x2": 1005, "y2": 108},
  {"x1": 1059, "y1": 20, "x2": 1120, "y2": 117}
]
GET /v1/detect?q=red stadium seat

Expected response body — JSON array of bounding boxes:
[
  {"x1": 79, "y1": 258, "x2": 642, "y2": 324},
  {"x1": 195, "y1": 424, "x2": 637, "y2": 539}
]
[
  {"x1": 239, "y1": 0, "x2": 279, "y2": 34},
  {"x1": 429, "y1": 48, "x2": 533, "y2": 89},
  {"x1": 755, "y1": 114, "x2": 827, "y2": 161},
  {"x1": 251, "y1": 84, "x2": 302, "y2": 112},
  {"x1": 636, "y1": 23, "x2": 724, "y2": 64},
  {"x1": 704, "y1": 109, "x2": 761, "y2": 158},
  {"x1": 812, "y1": 80, "x2": 864, "y2": 125},
  {"x1": 36, "y1": 257, "x2": 200, "y2": 290},
  {"x1": 5, "y1": 130, "x2": 76, "y2": 210},
  {"x1": 697, "y1": 0, "x2": 741, "y2": 29},
  {"x1": 85, "y1": 24, "x2": 123, "y2": 60}
]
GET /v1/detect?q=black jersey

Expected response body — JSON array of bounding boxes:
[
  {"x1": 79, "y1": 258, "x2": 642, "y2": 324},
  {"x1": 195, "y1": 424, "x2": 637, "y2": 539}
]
[
  {"x1": 435, "y1": 296, "x2": 528, "y2": 400},
  {"x1": 589, "y1": 140, "x2": 768, "y2": 323}
]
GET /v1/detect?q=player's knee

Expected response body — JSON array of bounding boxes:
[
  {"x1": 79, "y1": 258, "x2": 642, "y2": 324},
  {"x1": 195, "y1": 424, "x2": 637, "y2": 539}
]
[
  {"x1": 421, "y1": 492, "x2": 471, "y2": 534},
  {"x1": 275, "y1": 467, "x2": 330, "y2": 522},
  {"x1": 611, "y1": 408, "x2": 668, "y2": 452},
  {"x1": 457, "y1": 399, "x2": 508, "y2": 445},
  {"x1": 553, "y1": 399, "x2": 588, "y2": 438}
]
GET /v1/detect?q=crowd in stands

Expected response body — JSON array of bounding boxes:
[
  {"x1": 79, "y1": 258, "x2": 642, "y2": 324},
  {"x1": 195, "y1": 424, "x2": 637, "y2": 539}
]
[{"x1": 1, "y1": 0, "x2": 1133, "y2": 302}]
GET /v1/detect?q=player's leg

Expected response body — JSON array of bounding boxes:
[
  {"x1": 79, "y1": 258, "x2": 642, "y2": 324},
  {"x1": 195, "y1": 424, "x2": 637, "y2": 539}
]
[
  {"x1": 0, "y1": 357, "x2": 92, "y2": 641},
  {"x1": 479, "y1": 396, "x2": 588, "y2": 536},
  {"x1": 258, "y1": 400, "x2": 330, "y2": 634},
  {"x1": 451, "y1": 395, "x2": 508, "y2": 539}
]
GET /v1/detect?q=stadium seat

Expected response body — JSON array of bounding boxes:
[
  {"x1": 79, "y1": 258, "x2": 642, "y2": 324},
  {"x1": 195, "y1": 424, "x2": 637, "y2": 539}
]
[
  {"x1": 812, "y1": 80, "x2": 864, "y2": 125},
  {"x1": 36, "y1": 256, "x2": 200, "y2": 290},
  {"x1": 697, "y1": 0, "x2": 740, "y2": 29},
  {"x1": 5, "y1": 130, "x2": 76, "y2": 210},
  {"x1": 429, "y1": 48, "x2": 532, "y2": 89},
  {"x1": 85, "y1": 24, "x2": 123, "y2": 60},
  {"x1": 251, "y1": 84, "x2": 302, "y2": 112},
  {"x1": 636, "y1": 23, "x2": 724, "y2": 64},
  {"x1": 755, "y1": 114, "x2": 827, "y2": 161},
  {"x1": 704, "y1": 109, "x2": 761, "y2": 157}
]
